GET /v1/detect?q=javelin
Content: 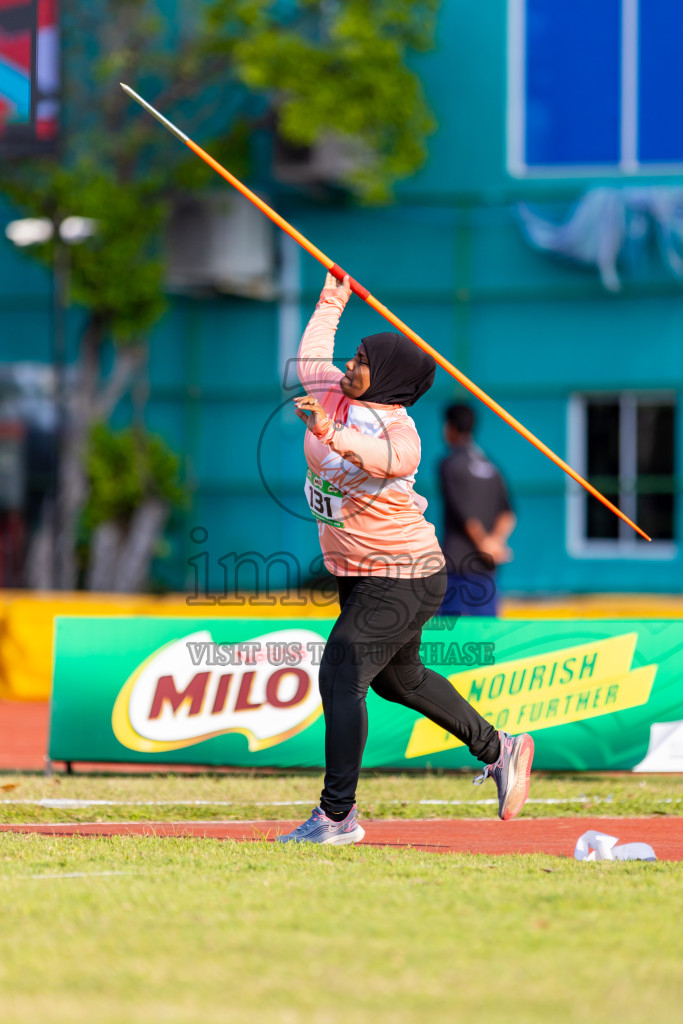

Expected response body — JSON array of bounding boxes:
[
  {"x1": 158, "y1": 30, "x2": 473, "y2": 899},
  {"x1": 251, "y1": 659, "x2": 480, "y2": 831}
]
[{"x1": 121, "y1": 82, "x2": 650, "y2": 541}]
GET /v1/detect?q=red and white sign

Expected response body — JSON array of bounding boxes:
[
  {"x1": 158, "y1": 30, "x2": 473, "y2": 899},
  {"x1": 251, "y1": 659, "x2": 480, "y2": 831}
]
[{"x1": 112, "y1": 628, "x2": 326, "y2": 754}]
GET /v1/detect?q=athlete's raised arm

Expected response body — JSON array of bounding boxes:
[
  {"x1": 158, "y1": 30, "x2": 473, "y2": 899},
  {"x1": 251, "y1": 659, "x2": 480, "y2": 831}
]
[{"x1": 297, "y1": 273, "x2": 352, "y2": 396}]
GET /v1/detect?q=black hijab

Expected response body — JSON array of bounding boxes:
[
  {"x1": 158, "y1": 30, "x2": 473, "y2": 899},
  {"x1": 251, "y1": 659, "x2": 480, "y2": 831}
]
[{"x1": 358, "y1": 332, "x2": 436, "y2": 407}]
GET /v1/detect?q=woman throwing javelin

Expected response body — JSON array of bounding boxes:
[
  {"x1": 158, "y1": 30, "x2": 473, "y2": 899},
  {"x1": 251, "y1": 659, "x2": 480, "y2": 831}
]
[{"x1": 277, "y1": 274, "x2": 534, "y2": 845}]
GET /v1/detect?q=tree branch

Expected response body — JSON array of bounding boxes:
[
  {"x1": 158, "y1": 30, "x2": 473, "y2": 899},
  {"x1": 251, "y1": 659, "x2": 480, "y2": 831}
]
[{"x1": 94, "y1": 345, "x2": 146, "y2": 420}]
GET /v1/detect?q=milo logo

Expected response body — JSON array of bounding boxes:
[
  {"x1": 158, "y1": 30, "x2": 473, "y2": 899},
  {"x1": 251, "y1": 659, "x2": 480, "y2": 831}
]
[{"x1": 111, "y1": 628, "x2": 325, "y2": 754}]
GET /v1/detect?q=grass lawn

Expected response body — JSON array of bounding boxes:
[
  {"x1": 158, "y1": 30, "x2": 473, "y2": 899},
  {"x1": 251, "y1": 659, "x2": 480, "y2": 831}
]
[
  {"x1": 0, "y1": 770, "x2": 681, "y2": 824},
  {"x1": 0, "y1": 834, "x2": 681, "y2": 1024}
]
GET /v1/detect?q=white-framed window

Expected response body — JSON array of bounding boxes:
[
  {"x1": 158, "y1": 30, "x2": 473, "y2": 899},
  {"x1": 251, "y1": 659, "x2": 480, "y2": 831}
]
[
  {"x1": 567, "y1": 392, "x2": 677, "y2": 558},
  {"x1": 508, "y1": 0, "x2": 683, "y2": 177}
]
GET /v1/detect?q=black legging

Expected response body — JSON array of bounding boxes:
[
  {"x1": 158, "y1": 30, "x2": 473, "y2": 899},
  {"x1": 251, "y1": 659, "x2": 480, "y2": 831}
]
[{"x1": 319, "y1": 567, "x2": 500, "y2": 817}]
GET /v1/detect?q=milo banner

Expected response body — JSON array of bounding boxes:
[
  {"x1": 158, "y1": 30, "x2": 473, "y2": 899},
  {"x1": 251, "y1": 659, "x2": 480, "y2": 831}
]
[{"x1": 49, "y1": 618, "x2": 683, "y2": 771}]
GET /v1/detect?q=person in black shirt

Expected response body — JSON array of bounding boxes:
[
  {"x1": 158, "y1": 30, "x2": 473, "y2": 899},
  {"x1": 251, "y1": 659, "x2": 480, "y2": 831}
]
[{"x1": 438, "y1": 403, "x2": 516, "y2": 616}]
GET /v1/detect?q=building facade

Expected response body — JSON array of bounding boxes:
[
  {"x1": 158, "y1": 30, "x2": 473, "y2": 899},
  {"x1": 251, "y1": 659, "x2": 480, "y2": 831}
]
[{"x1": 1, "y1": 0, "x2": 681, "y2": 594}]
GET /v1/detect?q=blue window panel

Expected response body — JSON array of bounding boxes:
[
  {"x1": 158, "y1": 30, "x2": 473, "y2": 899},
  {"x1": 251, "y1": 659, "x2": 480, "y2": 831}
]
[
  {"x1": 638, "y1": 0, "x2": 683, "y2": 163},
  {"x1": 525, "y1": 0, "x2": 621, "y2": 166}
]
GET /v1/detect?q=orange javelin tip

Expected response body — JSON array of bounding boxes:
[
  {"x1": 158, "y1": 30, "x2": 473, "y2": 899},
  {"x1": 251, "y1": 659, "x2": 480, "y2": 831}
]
[{"x1": 120, "y1": 83, "x2": 651, "y2": 542}]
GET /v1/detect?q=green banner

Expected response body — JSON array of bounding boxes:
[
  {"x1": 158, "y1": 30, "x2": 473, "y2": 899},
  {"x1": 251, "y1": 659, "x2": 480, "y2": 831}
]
[{"x1": 49, "y1": 617, "x2": 683, "y2": 770}]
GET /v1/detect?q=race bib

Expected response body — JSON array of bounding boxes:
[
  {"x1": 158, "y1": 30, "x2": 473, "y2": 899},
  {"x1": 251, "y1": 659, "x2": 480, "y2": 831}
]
[{"x1": 305, "y1": 470, "x2": 345, "y2": 528}]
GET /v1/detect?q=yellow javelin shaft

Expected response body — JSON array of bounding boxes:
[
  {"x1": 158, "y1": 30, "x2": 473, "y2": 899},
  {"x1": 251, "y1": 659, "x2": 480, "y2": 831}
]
[{"x1": 120, "y1": 83, "x2": 651, "y2": 542}]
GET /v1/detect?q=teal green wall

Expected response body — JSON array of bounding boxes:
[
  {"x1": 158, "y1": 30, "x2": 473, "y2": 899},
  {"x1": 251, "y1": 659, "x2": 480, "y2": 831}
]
[{"x1": 2, "y1": 0, "x2": 682, "y2": 594}]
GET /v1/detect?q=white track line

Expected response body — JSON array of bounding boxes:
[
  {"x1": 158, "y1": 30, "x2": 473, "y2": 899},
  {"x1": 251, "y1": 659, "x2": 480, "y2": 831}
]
[
  {"x1": 1, "y1": 797, "x2": 678, "y2": 809},
  {"x1": 1, "y1": 799, "x2": 313, "y2": 808},
  {"x1": 0, "y1": 796, "x2": 645, "y2": 808}
]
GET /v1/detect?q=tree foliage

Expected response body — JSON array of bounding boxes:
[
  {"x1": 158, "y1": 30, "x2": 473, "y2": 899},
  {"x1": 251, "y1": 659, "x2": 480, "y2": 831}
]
[
  {"x1": 207, "y1": 0, "x2": 440, "y2": 201},
  {"x1": 0, "y1": 0, "x2": 441, "y2": 588},
  {"x1": 3, "y1": 0, "x2": 440, "y2": 335},
  {"x1": 85, "y1": 423, "x2": 187, "y2": 530}
]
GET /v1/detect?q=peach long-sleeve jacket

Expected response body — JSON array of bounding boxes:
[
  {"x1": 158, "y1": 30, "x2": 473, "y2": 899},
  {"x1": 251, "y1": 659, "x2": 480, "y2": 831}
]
[{"x1": 298, "y1": 293, "x2": 445, "y2": 578}]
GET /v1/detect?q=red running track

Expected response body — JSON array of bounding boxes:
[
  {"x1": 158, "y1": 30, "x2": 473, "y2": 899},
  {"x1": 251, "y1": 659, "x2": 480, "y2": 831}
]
[
  {"x1": 2, "y1": 817, "x2": 682, "y2": 859},
  {"x1": 2, "y1": 700, "x2": 681, "y2": 859},
  {"x1": 0, "y1": 700, "x2": 49, "y2": 771}
]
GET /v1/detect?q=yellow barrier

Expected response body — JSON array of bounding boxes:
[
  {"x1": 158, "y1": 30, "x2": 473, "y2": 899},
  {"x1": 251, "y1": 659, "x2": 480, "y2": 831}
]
[
  {"x1": 502, "y1": 594, "x2": 683, "y2": 619},
  {"x1": 1, "y1": 589, "x2": 682, "y2": 701},
  {"x1": 0, "y1": 590, "x2": 338, "y2": 702}
]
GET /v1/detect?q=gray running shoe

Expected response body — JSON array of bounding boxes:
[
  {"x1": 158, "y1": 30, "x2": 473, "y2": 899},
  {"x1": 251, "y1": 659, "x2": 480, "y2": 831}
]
[
  {"x1": 275, "y1": 805, "x2": 365, "y2": 845},
  {"x1": 473, "y1": 731, "x2": 534, "y2": 820}
]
